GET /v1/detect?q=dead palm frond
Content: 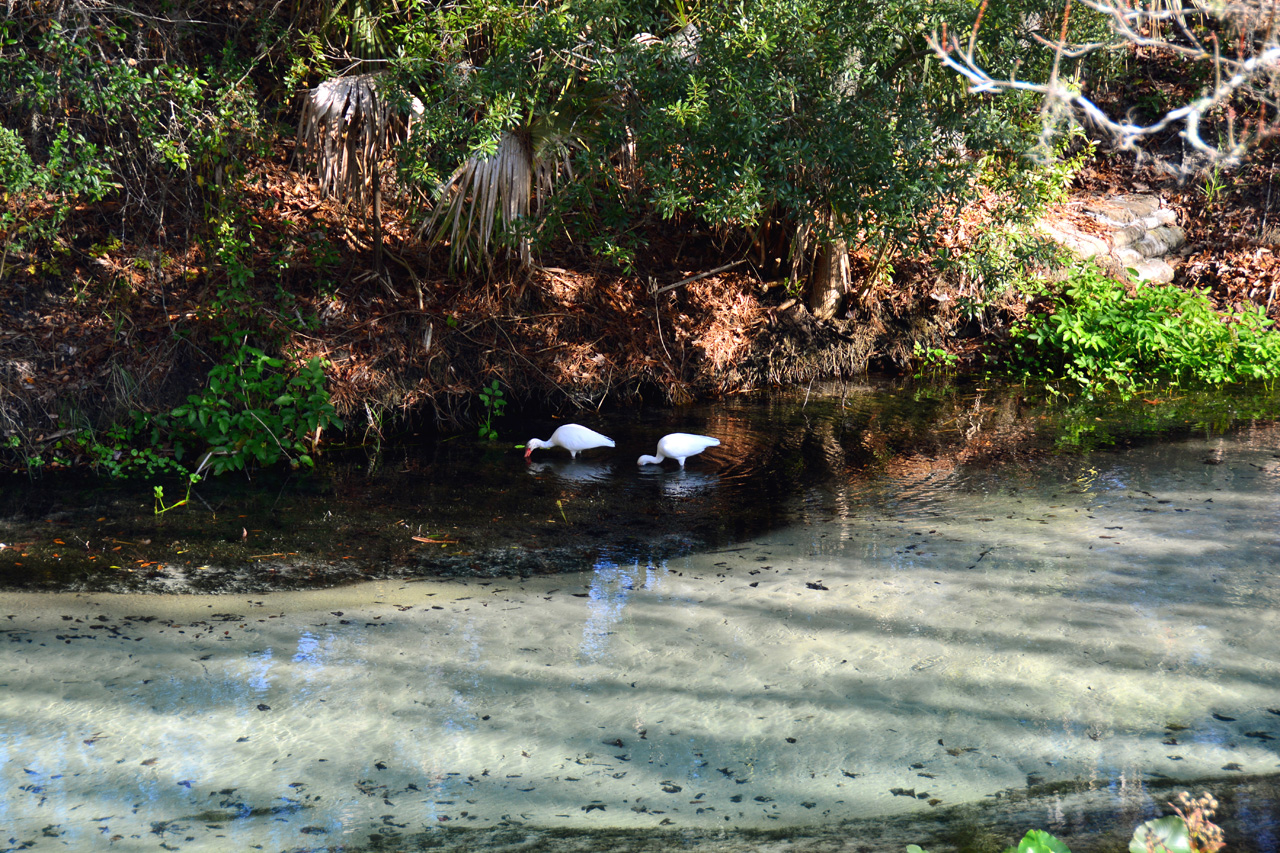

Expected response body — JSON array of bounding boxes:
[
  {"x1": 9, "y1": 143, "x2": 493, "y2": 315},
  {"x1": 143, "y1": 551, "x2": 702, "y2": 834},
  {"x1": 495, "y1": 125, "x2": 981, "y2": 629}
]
[
  {"x1": 422, "y1": 118, "x2": 579, "y2": 269},
  {"x1": 295, "y1": 73, "x2": 405, "y2": 210}
]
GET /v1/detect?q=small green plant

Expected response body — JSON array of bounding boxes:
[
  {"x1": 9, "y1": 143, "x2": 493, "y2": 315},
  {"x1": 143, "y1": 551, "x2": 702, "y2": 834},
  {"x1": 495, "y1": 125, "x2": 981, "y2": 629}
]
[
  {"x1": 913, "y1": 341, "x2": 960, "y2": 373},
  {"x1": 1201, "y1": 166, "x2": 1227, "y2": 207},
  {"x1": 154, "y1": 473, "x2": 201, "y2": 515},
  {"x1": 478, "y1": 379, "x2": 507, "y2": 441},
  {"x1": 908, "y1": 790, "x2": 1223, "y2": 853},
  {"x1": 86, "y1": 423, "x2": 190, "y2": 480},
  {"x1": 1132, "y1": 791, "x2": 1225, "y2": 853}
]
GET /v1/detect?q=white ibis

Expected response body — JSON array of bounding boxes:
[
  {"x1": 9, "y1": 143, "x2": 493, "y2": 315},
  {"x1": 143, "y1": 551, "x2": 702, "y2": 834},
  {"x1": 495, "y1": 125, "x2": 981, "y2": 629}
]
[
  {"x1": 524, "y1": 424, "x2": 616, "y2": 460},
  {"x1": 637, "y1": 433, "x2": 720, "y2": 468}
]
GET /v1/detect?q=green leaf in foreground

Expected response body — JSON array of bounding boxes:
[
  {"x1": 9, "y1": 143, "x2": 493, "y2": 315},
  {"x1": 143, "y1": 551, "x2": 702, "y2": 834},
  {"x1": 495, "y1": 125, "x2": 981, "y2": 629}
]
[{"x1": 1130, "y1": 816, "x2": 1193, "y2": 853}]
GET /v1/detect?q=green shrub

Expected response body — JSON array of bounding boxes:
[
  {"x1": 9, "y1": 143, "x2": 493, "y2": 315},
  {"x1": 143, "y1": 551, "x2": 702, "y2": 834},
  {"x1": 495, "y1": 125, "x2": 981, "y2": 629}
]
[
  {"x1": 167, "y1": 347, "x2": 344, "y2": 476},
  {"x1": 1007, "y1": 262, "x2": 1280, "y2": 396},
  {"x1": 391, "y1": 0, "x2": 1061, "y2": 274},
  {"x1": 83, "y1": 348, "x2": 342, "y2": 481},
  {"x1": 0, "y1": 14, "x2": 264, "y2": 245}
]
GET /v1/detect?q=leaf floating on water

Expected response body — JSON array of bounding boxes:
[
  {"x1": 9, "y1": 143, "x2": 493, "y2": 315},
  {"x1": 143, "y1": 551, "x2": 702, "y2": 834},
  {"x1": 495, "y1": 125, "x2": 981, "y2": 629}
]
[
  {"x1": 945, "y1": 747, "x2": 977, "y2": 756},
  {"x1": 661, "y1": 783, "x2": 682, "y2": 793},
  {"x1": 375, "y1": 761, "x2": 387, "y2": 770},
  {"x1": 801, "y1": 802, "x2": 816, "y2": 809},
  {"x1": 785, "y1": 737, "x2": 797, "y2": 744},
  {"x1": 603, "y1": 739, "x2": 624, "y2": 748},
  {"x1": 257, "y1": 704, "x2": 271, "y2": 711},
  {"x1": 141, "y1": 758, "x2": 158, "y2": 766},
  {"x1": 805, "y1": 582, "x2": 828, "y2": 591},
  {"x1": 1222, "y1": 762, "x2": 1244, "y2": 771},
  {"x1": 1164, "y1": 722, "x2": 1190, "y2": 731},
  {"x1": 890, "y1": 788, "x2": 916, "y2": 797},
  {"x1": 1245, "y1": 731, "x2": 1276, "y2": 740},
  {"x1": 236, "y1": 737, "x2": 249, "y2": 743},
  {"x1": 1212, "y1": 713, "x2": 1236, "y2": 722},
  {"x1": 299, "y1": 826, "x2": 328, "y2": 834},
  {"x1": 582, "y1": 803, "x2": 606, "y2": 812},
  {"x1": 1267, "y1": 708, "x2": 1280, "y2": 716}
]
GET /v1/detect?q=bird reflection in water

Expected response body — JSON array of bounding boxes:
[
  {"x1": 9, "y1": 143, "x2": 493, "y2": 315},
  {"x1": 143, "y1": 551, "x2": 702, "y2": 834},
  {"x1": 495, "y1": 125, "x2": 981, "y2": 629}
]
[
  {"x1": 524, "y1": 460, "x2": 615, "y2": 484},
  {"x1": 638, "y1": 465, "x2": 720, "y2": 497}
]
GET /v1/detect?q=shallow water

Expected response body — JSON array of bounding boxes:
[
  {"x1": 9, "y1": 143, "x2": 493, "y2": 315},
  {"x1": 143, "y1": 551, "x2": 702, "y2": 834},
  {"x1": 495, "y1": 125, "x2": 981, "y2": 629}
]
[{"x1": 3, "y1": 396, "x2": 1280, "y2": 851}]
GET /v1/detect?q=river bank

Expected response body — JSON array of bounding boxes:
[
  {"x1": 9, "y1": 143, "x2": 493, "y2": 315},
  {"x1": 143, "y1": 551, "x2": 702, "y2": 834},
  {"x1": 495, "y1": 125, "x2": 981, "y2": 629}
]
[{"x1": 3, "y1": 147, "x2": 1280, "y2": 477}]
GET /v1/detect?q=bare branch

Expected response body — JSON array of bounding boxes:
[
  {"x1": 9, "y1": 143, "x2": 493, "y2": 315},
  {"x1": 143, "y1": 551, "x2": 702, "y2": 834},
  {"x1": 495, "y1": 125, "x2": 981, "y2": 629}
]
[{"x1": 931, "y1": 0, "x2": 1280, "y2": 175}]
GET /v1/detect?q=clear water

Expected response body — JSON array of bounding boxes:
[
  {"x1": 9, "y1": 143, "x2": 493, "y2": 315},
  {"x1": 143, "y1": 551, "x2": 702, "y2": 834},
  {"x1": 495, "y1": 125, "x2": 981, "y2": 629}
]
[{"x1": 2, "y1": 386, "x2": 1280, "y2": 851}]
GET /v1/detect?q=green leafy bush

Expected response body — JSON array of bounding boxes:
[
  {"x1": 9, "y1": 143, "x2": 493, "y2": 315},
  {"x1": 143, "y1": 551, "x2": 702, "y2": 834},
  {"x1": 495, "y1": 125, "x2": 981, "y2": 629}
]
[
  {"x1": 0, "y1": 13, "x2": 264, "y2": 244},
  {"x1": 391, "y1": 0, "x2": 1059, "y2": 277},
  {"x1": 83, "y1": 349, "x2": 343, "y2": 480},
  {"x1": 168, "y1": 347, "x2": 344, "y2": 476},
  {"x1": 1008, "y1": 262, "x2": 1280, "y2": 396},
  {"x1": 0, "y1": 123, "x2": 116, "y2": 280}
]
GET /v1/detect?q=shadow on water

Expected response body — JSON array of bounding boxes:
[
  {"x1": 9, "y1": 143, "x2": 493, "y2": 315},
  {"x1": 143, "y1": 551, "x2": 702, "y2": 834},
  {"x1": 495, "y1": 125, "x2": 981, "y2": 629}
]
[
  {"x1": 2, "y1": 376, "x2": 916, "y2": 593},
  {"x1": 3, "y1": 377, "x2": 1280, "y2": 851},
  {"x1": 8, "y1": 376, "x2": 1277, "y2": 595}
]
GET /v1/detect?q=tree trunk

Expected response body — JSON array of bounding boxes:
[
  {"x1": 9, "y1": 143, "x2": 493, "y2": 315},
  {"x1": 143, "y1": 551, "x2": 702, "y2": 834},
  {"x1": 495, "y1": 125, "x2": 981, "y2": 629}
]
[
  {"x1": 809, "y1": 234, "x2": 850, "y2": 320},
  {"x1": 371, "y1": 156, "x2": 384, "y2": 275}
]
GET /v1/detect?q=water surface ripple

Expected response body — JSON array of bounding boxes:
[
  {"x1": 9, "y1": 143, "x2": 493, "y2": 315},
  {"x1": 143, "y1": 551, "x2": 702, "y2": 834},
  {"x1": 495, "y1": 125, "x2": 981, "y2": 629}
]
[{"x1": 3, "y1": 400, "x2": 1280, "y2": 851}]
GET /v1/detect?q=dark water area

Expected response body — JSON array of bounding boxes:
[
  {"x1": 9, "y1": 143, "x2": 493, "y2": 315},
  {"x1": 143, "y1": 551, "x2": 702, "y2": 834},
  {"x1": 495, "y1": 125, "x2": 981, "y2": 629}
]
[{"x1": 5, "y1": 376, "x2": 1277, "y2": 595}]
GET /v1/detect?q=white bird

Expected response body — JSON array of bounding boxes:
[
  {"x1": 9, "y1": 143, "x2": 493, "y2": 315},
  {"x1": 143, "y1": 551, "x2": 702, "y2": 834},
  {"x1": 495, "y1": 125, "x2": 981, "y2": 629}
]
[
  {"x1": 637, "y1": 433, "x2": 720, "y2": 468},
  {"x1": 524, "y1": 424, "x2": 616, "y2": 460}
]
